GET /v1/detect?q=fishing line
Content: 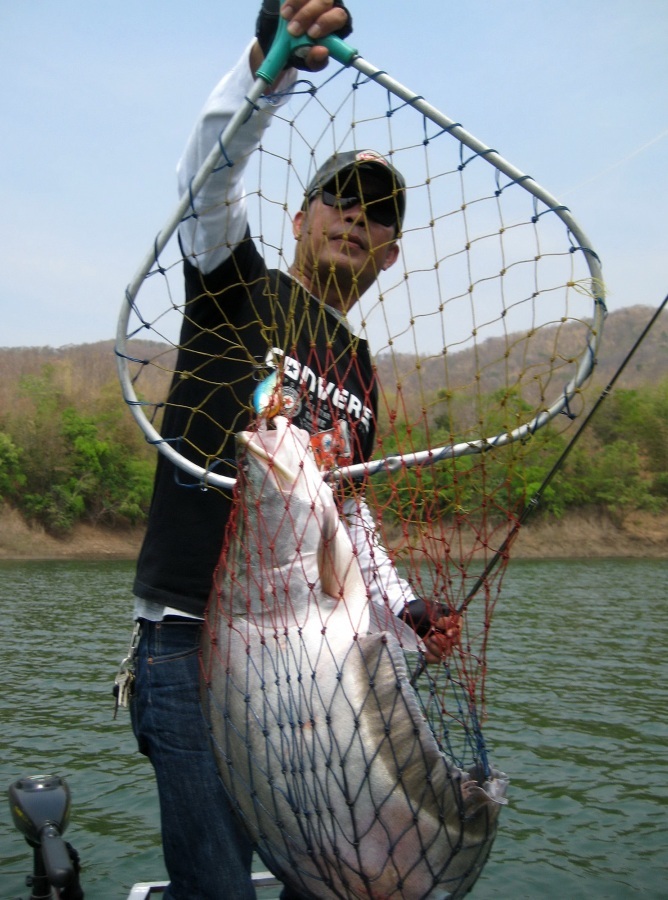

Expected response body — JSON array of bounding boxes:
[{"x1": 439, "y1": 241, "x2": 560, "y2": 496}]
[{"x1": 460, "y1": 292, "x2": 668, "y2": 610}]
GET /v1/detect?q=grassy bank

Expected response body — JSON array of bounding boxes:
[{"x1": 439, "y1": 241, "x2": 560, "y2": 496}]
[{"x1": 1, "y1": 504, "x2": 666, "y2": 562}]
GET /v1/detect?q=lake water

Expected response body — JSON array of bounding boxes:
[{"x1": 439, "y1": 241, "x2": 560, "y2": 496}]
[{"x1": 1, "y1": 557, "x2": 666, "y2": 899}]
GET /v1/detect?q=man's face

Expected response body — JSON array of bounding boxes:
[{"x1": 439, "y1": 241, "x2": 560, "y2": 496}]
[{"x1": 291, "y1": 173, "x2": 400, "y2": 311}]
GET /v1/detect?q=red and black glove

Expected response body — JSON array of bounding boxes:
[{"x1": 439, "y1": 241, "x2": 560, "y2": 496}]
[{"x1": 398, "y1": 597, "x2": 448, "y2": 638}]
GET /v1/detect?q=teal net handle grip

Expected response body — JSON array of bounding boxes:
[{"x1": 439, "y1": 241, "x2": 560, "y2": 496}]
[{"x1": 256, "y1": 15, "x2": 358, "y2": 84}]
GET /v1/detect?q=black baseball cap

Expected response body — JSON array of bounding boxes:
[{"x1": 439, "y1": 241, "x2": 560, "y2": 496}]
[{"x1": 305, "y1": 150, "x2": 406, "y2": 228}]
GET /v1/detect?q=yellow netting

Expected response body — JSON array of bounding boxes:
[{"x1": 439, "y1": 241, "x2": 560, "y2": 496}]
[{"x1": 118, "y1": 57, "x2": 605, "y2": 898}]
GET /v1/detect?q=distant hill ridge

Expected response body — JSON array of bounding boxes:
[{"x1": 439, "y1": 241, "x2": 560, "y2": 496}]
[{"x1": 1, "y1": 305, "x2": 666, "y2": 413}]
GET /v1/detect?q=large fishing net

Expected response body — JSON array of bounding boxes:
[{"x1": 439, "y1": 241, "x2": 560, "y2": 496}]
[{"x1": 118, "y1": 50, "x2": 605, "y2": 900}]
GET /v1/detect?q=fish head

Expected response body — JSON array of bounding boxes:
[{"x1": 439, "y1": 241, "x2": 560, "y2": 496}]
[
  {"x1": 235, "y1": 417, "x2": 339, "y2": 571},
  {"x1": 236, "y1": 416, "x2": 329, "y2": 507},
  {"x1": 235, "y1": 417, "x2": 366, "y2": 616}
]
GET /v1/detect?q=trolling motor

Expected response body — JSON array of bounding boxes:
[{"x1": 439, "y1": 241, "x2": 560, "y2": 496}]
[{"x1": 8, "y1": 774, "x2": 84, "y2": 900}]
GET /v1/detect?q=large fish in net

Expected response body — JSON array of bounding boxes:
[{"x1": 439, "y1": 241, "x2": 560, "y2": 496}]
[{"x1": 201, "y1": 417, "x2": 508, "y2": 898}]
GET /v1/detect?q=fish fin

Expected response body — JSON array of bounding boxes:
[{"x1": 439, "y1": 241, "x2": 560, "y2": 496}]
[
  {"x1": 459, "y1": 762, "x2": 509, "y2": 818},
  {"x1": 356, "y1": 632, "x2": 445, "y2": 768},
  {"x1": 317, "y1": 506, "x2": 343, "y2": 600},
  {"x1": 367, "y1": 602, "x2": 421, "y2": 651},
  {"x1": 460, "y1": 781, "x2": 509, "y2": 820}
]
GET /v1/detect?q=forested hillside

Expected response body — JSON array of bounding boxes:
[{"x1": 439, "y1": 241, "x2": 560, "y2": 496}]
[{"x1": 1, "y1": 305, "x2": 666, "y2": 538}]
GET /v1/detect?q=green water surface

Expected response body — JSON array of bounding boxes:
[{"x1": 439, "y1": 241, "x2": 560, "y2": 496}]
[{"x1": 1, "y1": 558, "x2": 666, "y2": 898}]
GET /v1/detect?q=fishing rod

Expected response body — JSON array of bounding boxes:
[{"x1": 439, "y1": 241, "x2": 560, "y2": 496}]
[{"x1": 460, "y1": 292, "x2": 668, "y2": 610}]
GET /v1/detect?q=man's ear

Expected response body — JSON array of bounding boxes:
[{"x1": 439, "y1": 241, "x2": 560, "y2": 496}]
[
  {"x1": 292, "y1": 209, "x2": 305, "y2": 241},
  {"x1": 382, "y1": 242, "x2": 400, "y2": 271}
]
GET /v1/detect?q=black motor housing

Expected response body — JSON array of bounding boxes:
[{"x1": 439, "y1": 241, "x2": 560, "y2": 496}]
[{"x1": 8, "y1": 774, "x2": 83, "y2": 898}]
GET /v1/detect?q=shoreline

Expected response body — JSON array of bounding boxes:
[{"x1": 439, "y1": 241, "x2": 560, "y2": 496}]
[{"x1": 1, "y1": 505, "x2": 666, "y2": 562}]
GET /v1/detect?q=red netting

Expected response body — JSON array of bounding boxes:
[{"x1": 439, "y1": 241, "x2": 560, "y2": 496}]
[{"x1": 118, "y1": 56, "x2": 605, "y2": 898}]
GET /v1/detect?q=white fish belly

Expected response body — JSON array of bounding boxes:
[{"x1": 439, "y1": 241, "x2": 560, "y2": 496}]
[{"x1": 202, "y1": 611, "x2": 502, "y2": 899}]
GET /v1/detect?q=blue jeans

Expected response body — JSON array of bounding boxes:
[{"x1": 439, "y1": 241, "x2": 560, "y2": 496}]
[{"x1": 130, "y1": 618, "x2": 256, "y2": 900}]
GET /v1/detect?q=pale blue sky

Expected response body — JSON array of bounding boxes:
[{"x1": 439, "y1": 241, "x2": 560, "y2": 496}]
[{"x1": 1, "y1": 0, "x2": 666, "y2": 348}]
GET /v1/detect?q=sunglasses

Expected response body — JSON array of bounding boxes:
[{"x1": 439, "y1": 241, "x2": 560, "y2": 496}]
[{"x1": 310, "y1": 189, "x2": 399, "y2": 229}]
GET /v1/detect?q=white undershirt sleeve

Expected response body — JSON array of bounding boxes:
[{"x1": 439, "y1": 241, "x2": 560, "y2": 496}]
[
  {"x1": 341, "y1": 495, "x2": 416, "y2": 617},
  {"x1": 177, "y1": 41, "x2": 296, "y2": 274}
]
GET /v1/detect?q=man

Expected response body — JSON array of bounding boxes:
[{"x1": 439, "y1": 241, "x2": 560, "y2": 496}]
[{"x1": 129, "y1": 3, "x2": 450, "y2": 897}]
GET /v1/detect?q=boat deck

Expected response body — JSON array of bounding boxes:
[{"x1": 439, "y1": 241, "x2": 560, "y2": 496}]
[{"x1": 127, "y1": 871, "x2": 282, "y2": 898}]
